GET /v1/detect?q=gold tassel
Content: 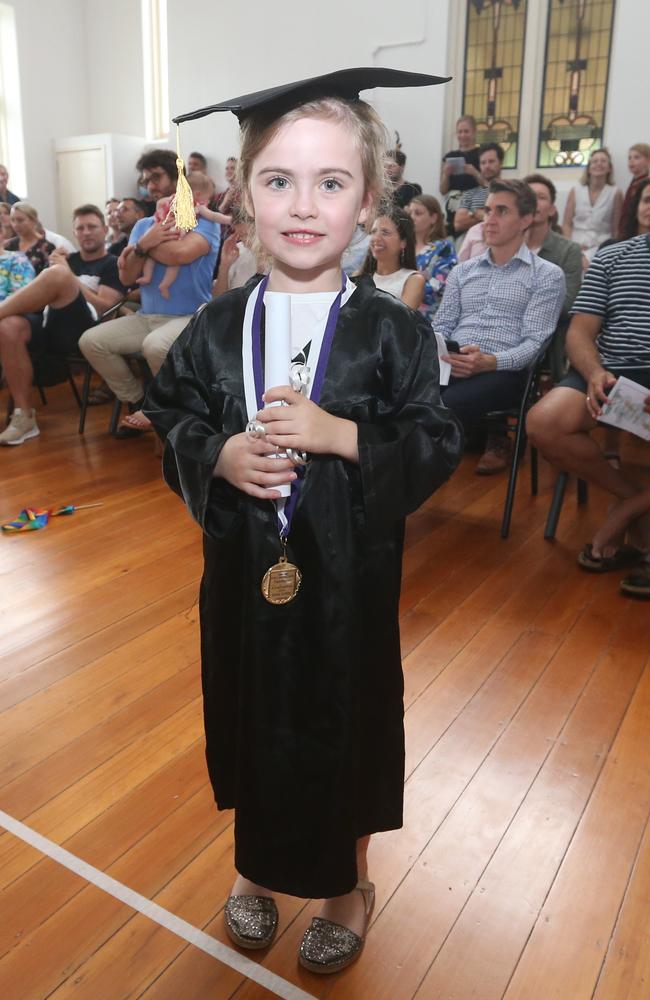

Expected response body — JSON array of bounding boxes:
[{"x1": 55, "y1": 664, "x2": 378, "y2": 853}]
[{"x1": 169, "y1": 124, "x2": 197, "y2": 232}]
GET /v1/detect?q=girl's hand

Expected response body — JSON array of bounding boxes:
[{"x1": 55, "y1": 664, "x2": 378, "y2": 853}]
[
  {"x1": 258, "y1": 386, "x2": 358, "y2": 462},
  {"x1": 213, "y1": 432, "x2": 297, "y2": 499}
]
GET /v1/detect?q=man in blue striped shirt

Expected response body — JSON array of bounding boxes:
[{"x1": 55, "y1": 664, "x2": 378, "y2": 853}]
[
  {"x1": 527, "y1": 234, "x2": 650, "y2": 576},
  {"x1": 435, "y1": 180, "x2": 565, "y2": 473}
]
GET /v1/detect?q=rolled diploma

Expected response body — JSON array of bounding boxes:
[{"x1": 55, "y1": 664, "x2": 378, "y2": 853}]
[{"x1": 264, "y1": 293, "x2": 292, "y2": 497}]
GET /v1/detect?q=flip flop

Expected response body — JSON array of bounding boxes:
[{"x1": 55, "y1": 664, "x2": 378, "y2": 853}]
[
  {"x1": 620, "y1": 561, "x2": 650, "y2": 599},
  {"x1": 577, "y1": 543, "x2": 644, "y2": 573}
]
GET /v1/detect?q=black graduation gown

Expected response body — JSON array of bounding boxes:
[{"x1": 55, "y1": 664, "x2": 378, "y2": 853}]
[{"x1": 144, "y1": 276, "x2": 463, "y2": 899}]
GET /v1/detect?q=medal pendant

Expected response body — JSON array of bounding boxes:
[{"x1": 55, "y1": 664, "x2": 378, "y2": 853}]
[{"x1": 261, "y1": 555, "x2": 302, "y2": 605}]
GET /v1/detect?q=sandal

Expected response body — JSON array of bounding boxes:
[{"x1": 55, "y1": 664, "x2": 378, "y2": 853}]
[
  {"x1": 88, "y1": 383, "x2": 115, "y2": 405},
  {"x1": 577, "y1": 543, "x2": 644, "y2": 574},
  {"x1": 620, "y1": 560, "x2": 650, "y2": 599},
  {"x1": 299, "y1": 879, "x2": 375, "y2": 974}
]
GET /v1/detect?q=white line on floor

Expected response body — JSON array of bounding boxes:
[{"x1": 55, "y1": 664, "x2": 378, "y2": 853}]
[{"x1": 0, "y1": 809, "x2": 316, "y2": 1000}]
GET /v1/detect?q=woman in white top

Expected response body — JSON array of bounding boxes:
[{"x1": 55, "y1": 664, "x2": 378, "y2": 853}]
[
  {"x1": 562, "y1": 147, "x2": 623, "y2": 267},
  {"x1": 357, "y1": 205, "x2": 424, "y2": 309}
]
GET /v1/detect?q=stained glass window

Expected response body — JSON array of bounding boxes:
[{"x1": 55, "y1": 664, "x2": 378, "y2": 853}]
[
  {"x1": 462, "y1": 0, "x2": 528, "y2": 169},
  {"x1": 538, "y1": 0, "x2": 616, "y2": 167}
]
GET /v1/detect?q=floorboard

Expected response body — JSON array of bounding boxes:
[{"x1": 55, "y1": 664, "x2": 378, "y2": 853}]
[{"x1": 0, "y1": 382, "x2": 648, "y2": 1000}]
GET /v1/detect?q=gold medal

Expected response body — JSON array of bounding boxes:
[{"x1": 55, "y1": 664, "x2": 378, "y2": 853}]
[{"x1": 261, "y1": 554, "x2": 302, "y2": 605}]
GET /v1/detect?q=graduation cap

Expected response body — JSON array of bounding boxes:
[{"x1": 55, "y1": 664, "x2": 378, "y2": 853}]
[
  {"x1": 172, "y1": 67, "x2": 451, "y2": 125},
  {"x1": 170, "y1": 67, "x2": 451, "y2": 229}
]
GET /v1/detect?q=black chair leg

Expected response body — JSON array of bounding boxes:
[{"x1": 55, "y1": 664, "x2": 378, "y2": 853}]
[
  {"x1": 65, "y1": 362, "x2": 83, "y2": 409},
  {"x1": 530, "y1": 445, "x2": 538, "y2": 496},
  {"x1": 37, "y1": 384, "x2": 47, "y2": 406},
  {"x1": 577, "y1": 477, "x2": 589, "y2": 504},
  {"x1": 501, "y1": 425, "x2": 527, "y2": 539},
  {"x1": 109, "y1": 397, "x2": 122, "y2": 435},
  {"x1": 544, "y1": 471, "x2": 569, "y2": 540},
  {"x1": 78, "y1": 363, "x2": 92, "y2": 433}
]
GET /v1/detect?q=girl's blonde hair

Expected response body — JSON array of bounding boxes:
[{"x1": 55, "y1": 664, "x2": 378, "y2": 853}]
[
  {"x1": 236, "y1": 97, "x2": 392, "y2": 259},
  {"x1": 580, "y1": 147, "x2": 615, "y2": 186}
]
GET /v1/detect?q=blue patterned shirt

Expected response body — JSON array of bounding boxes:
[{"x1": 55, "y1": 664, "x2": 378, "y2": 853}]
[
  {"x1": 0, "y1": 250, "x2": 35, "y2": 301},
  {"x1": 434, "y1": 242, "x2": 565, "y2": 370}
]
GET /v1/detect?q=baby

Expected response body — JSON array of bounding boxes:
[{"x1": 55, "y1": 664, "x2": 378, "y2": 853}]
[{"x1": 137, "y1": 171, "x2": 231, "y2": 299}]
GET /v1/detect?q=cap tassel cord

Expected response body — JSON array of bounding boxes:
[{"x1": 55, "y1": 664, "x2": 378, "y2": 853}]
[{"x1": 169, "y1": 125, "x2": 197, "y2": 232}]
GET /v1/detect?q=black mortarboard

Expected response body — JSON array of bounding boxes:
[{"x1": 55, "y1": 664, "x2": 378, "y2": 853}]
[{"x1": 172, "y1": 67, "x2": 450, "y2": 125}]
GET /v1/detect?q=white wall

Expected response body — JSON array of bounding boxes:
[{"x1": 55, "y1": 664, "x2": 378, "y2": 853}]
[
  {"x1": 604, "y1": 0, "x2": 650, "y2": 191},
  {"x1": 84, "y1": 0, "x2": 146, "y2": 138},
  {"x1": 4, "y1": 0, "x2": 90, "y2": 228}
]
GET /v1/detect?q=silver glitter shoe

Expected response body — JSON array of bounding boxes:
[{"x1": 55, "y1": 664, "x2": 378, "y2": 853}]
[
  {"x1": 224, "y1": 894, "x2": 278, "y2": 950},
  {"x1": 299, "y1": 879, "x2": 375, "y2": 974}
]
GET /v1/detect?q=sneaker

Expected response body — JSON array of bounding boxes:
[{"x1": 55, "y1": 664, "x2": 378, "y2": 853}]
[{"x1": 0, "y1": 408, "x2": 40, "y2": 446}]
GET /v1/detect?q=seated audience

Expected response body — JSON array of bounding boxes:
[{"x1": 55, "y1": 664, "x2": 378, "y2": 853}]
[
  {"x1": 213, "y1": 220, "x2": 258, "y2": 297},
  {"x1": 357, "y1": 205, "x2": 425, "y2": 310},
  {"x1": 216, "y1": 156, "x2": 239, "y2": 214},
  {"x1": 108, "y1": 197, "x2": 147, "y2": 257},
  {"x1": 526, "y1": 233, "x2": 650, "y2": 567},
  {"x1": 562, "y1": 148, "x2": 623, "y2": 267},
  {"x1": 385, "y1": 149, "x2": 422, "y2": 209},
  {"x1": 79, "y1": 167, "x2": 221, "y2": 438},
  {"x1": 0, "y1": 164, "x2": 20, "y2": 205},
  {"x1": 435, "y1": 180, "x2": 565, "y2": 474},
  {"x1": 523, "y1": 173, "x2": 584, "y2": 380},
  {"x1": 0, "y1": 205, "x2": 125, "y2": 446},
  {"x1": 5, "y1": 202, "x2": 55, "y2": 274},
  {"x1": 454, "y1": 143, "x2": 504, "y2": 235},
  {"x1": 105, "y1": 198, "x2": 122, "y2": 250},
  {"x1": 440, "y1": 115, "x2": 482, "y2": 235},
  {"x1": 0, "y1": 249, "x2": 35, "y2": 300},
  {"x1": 0, "y1": 202, "x2": 16, "y2": 248},
  {"x1": 458, "y1": 221, "x2": 486, "y2": 261},
  {"x1": 187, "y1": 151, "x2": 208, "y2": 173},
  {"x1": 617, "y1": 143, "x2": 650, "y2": 240},
  {"x1": 618, "y1": 176, "x2": 650, "y2": 241},
  {"x1": 41, "y1": 225, "x2": 76, "y2": 254},
  {"x1": 136, "y1": 172, "x2": 230, "y2": 300},
  {"x1": 407, "y1": 194, "x2": 457, "y2": 322}
]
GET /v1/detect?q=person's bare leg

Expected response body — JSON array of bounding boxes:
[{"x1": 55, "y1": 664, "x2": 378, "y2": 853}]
[
  {"x1": 0, "y1": 265, "x2": 81, "y2": 321},
  {"x1": 318, "y1": 835, "x2": 372, "y2": 937},
  {"x1": 591, "y1": 490, "x2": 650, "y2": 556},
  {"x1": 527, "y1": 387, "x2": 638, "y2": 500},
  {"x1": 157, "y1": 265, "x2": 179, "y2": 300},
  {"x1": 0, "y1": 316, "x2": 34, "y2": 409},
  {"x1": 230, "y1": 874, "x2": 275, "y2": 899}
]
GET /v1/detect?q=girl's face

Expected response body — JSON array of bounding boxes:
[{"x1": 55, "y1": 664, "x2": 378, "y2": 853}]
[
  {"x1": 628, "y1": 148, "x2": 650, "y2": 179},
  {"x1": 588, "y1": 152, "x2": 610, "y2": 179},
  {"x1": 10, "y1": 208, "x2": 37, "y2": 238},
  {"x1": 637, "y1": 185, "x2": 650, "y2": 233},
  {"x1": 247, "y1": 116, "x2": 371, "y2": 288},
  {"x1": 408, "y1": 201, "x2": 437, "y2": 239},
  {"x1": 369, "y1": 216, "x2": 404, "y2": 267}
]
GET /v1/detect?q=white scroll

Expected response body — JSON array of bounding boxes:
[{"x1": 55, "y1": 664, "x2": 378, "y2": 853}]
[{"x1": 263, "y1": 293, "x2": 292, "y2": 497}]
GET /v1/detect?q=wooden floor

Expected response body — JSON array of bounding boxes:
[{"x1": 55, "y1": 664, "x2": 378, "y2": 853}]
[{"x1": 0, "y1": 382, "x2": 648, "y2": 1000}]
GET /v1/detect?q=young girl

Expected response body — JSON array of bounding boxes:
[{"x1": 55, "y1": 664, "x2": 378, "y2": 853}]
[
  {"x1": 358, "y1": 204, "x2": 425, "y2": 309},
  {"x1": 144, "y1": 67, "x2": 461, "y2": 975}
]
